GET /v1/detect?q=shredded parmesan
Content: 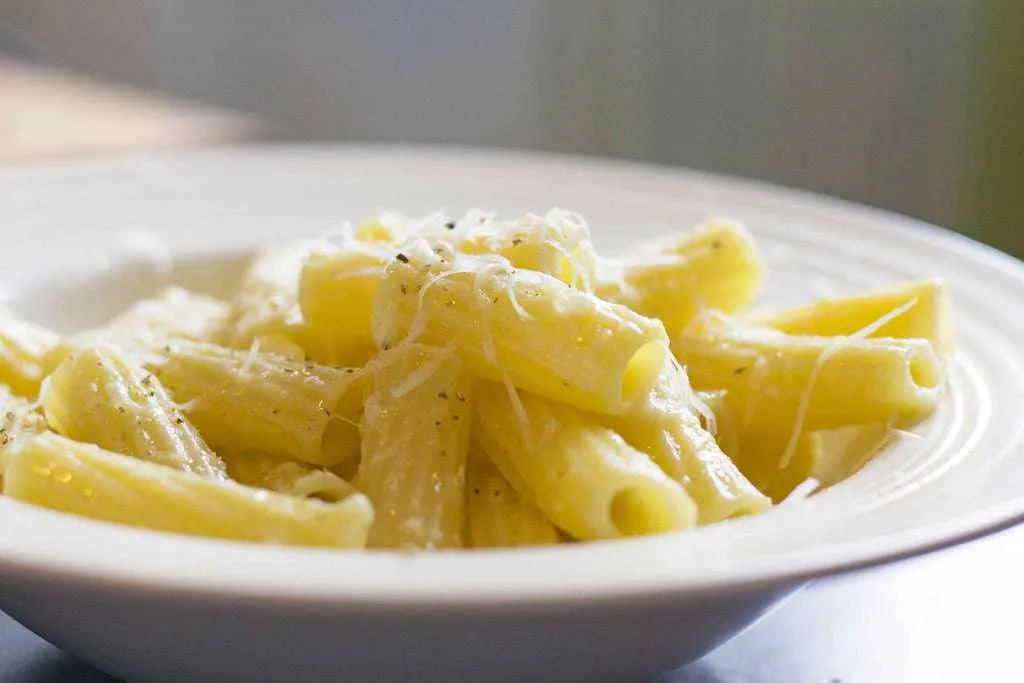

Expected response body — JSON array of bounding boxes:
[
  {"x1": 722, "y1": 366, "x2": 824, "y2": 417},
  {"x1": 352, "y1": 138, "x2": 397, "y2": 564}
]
[
  {"x1": 239, "y1": 337, "x2": 261, "y2": 375},
  {"x1": 389, "y1": 354, "x2": 444, "y2": 398},
  {"x1": 780, "y1": 477, "x2": 821, "y2": 504}
]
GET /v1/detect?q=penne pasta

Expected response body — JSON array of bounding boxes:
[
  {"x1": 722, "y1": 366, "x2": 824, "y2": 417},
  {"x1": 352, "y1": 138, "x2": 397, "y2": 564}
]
[
  {"x1": 466, "y1": 448, "x2": 561, "y2": 548},
  {"x1": 606, "y1": 361, "x2": 771, "y2": 523},
  {"x1": 595, "y1": 219, "x2": 765, "y2": 336},
  {"x1": 43, "y1": 344, "x2": 227, "y2": 479},
  {"x1": 676, "y1": 312, "x2": 944, "y2": 434},
  {"x1": 3, "y1": 433, "x2": 373, "y2": 548},
  {"x1": 373, "y1": 242, "x2": 669, "y2": 415},
  {"x1": 473, "y1": 382, "x2": 698, "y2": 541},
  {"x1": 357, "y1": 343, "x2": 472, "y2": 550},
  {"x1": 750, "y1": 279, "x2": 954, "y2": 357},
  {"x1": 153, "y1": 341, "x2": 364, "y2": 468},
  {"x1": 0, "y1": 308, "x2": 60, "y2": 399}
]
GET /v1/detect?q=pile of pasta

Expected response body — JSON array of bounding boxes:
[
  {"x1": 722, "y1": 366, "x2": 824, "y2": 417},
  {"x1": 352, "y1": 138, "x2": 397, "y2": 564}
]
[{"x1": 0, "y1": 209, "x2": 951, "y2": 549}]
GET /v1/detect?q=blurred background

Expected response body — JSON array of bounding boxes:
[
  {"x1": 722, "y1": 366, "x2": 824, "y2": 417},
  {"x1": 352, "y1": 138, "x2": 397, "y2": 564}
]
[{"x1": 0, "y1": 0, "x2": 1020, "y2": 256}]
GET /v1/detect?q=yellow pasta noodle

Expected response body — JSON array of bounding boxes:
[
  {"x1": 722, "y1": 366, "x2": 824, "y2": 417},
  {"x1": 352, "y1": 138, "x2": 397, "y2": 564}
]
[
  {"x1": 355, "y1": 209, "x2": 597, "y2": 289},
  {"x1": 373, "y1": 241, "x2": 668, "y2": 415},
  {"x1": 298, "y1": 245, "x2": 390, "y2": 367},
  {"x1": 595, "y1": 219, "x2": 765, "y2": 336},
  {"x1": 3, "y1": 433, "x2": 373, "y2": 548},
  {"x1": 0, "y1": 385, "x2": 49, "y2": 486},
  {"x1": 219, "y1": 242, "x2": 319, "y2": 351},
  {"x1": 473, "y1": 382, "x2": 697, "y2": 541},
  {"x1": 45, "y1": 286, "x2": 231, "y2": 371},
  {"x1": 606, "y1": 361, "x2": 771, "y2": 523},
  {"x1": 357, "y1": 343, "x2": 472, "y2": 550},
  {"x1": 750, "y1": 279, "x2": 954, "y2": 356},
  {"x1": 466, "y1": 448, "x2": 560, "y2": 548},
  {"x1": 675, "y1": 312, "x2": 943, "y2": 435},
  {"x1": 43, "y1": 344, "x2": 227, "y2": 479},
  {"x1": 224, "y1": 452, "x2": 356, "y2": 502},
  {"x1": 0, "y1": 308, "x2": 60, "y2": 398},
  {"x1": 154, "y1": 341, "x2": 363, "y2": 468}
]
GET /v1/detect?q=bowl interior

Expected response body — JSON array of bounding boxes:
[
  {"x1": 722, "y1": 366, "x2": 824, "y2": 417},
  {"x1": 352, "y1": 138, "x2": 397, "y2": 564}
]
[{"x1": 0, "y1": 146, "x2": 1021, "y2": 603}]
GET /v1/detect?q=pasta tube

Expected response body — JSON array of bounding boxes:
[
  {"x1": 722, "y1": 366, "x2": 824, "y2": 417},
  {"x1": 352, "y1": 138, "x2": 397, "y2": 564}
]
[
  {"x1": 473, "y1": 383, "x2": 697, "y2": 540},
  {"x1": 750, "y1": 279, "x2": 954, "y2": 356},
  {"x1": 466, "y1": 448, "x2": 560, "y2": 548},
  {"x1": 224, "y1": 452, "x2": 356, "y2": 502},
  {"x1": 606, "y1": 361, "x2": 771, "y2": 523},
  {"x1": 0, "y1": 308, "x2": 59, "y2": 398},
  {"x1": 0, "y1": 386, "x2": 49, "y2": 485},
  {"x1": 43, "y1": 344, "x2": 227, "y2": 479},
  {"x1": 373, "y1": 242, "x2": 669, "y2": 415},
  {"x1": 3, "y1": 433, "x2": 373, "y2": 548},
  {"x1": 357, "y1": 343, "x2": 472, "y2": 549},
  {"x1": 595, "y1": 219, "x2": 765, "y2": 335},
  {"x1": 45, "y1": 287, "x2": 231, "y2": 371},
  {"x1": 218, "y1": 242, "x2": 318, "y2": 351},
  {"x1": 356, "y1": 209, "x2": 597, "y2": 289},
  {"x1": 675, "y1": 313, "x2": 943, "y2": 434},
  {"x1": 298, "y1": 245, "x2": 389, "y2": 367},
  {"x1": 154, "y1": 341, "x2": 363, "y2": 468}
]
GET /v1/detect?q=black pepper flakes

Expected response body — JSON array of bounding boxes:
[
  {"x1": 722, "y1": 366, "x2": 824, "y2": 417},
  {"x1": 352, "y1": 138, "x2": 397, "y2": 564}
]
[
  {"x1": 733, "y1": 367, "x2": 746, "y2": 375},
  {"x1": 511, "y1": 238, "x2": 523, "y2": 246},
  {"x1": 396, "y1": 253, "x2": 410, "y2": 264},
  {"x1": 456, "y1": 392, "x2": 466, "y2": 402},
  {"x1": 472, "y1": 487, "x2": 481, "y2": 495},
  {"x1": 711, "y1": 240, "x2": 723, "y2": 249},
  {"x1": 445, "y1": 221, "x2": 455, "y2": 230},
  {"x1": 438, "y1": 391, "x2": 448, "y2": 399},
  {"x1": 400, "y1": 283, "x2": 408, "y2": 294}
]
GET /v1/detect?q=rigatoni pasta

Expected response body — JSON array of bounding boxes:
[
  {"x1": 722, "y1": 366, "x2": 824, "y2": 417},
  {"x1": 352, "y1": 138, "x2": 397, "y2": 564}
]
[
  {"x1": 153, "y1": 341, "x2": 364, "y2": 468},
  {"x1": 0, "y1": 208, "x2": 952, "y2": 549},
  {"x1": 4, "y1": 433, "x2": 373, "y2": 548},
  {"x1": 43, "y1": 344, "x2": 227, "y2": 479},
  {"x1": 357, "y1": 343, "x2": 472, "y2": 549},
  {"x1": 373, "y1": 241, "x2": 669, "y2": 415}
]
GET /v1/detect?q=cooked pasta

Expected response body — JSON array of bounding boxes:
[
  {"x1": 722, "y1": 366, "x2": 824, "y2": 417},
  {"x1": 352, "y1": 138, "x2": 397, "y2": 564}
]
[
  {"x1": 0, "y1": 208, "x2": 952, "y2": 549},
  {"x1": 473, "y1": 382, "x2": 698, "y2": 541},
  {"x1": 43, "y1": 344, "x2": 227, "y2": 479},
  {"x1": 373, "y1": 241, "x2": 669, "y2": 415},
  {"x1": 3, "y1": 433, "x2": 373, "y2": 548},
  {"x1": 357, "y1": 343, "x2": 472, "y2": 549},
  {"x1": 0, "y1": 308, "x2": 60, "y2": 398},
  {"x1": 153, "y1": 341, "x2": 364, "y2": 468},
  {"x1": 466, "y1": 448, "x2": 560, "y2": 548}
]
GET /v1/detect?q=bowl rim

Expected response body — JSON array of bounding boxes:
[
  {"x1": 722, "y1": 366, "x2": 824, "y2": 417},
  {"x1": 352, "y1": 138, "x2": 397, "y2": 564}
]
[{"x1": 1, "y1": 143, "x2": 1022, "y2": 607}]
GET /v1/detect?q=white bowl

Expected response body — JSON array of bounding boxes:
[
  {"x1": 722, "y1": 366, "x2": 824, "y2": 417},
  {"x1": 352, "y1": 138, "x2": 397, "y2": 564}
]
[{"x1": 0, "y1": 147, "x2": 1022, "y2": 683}]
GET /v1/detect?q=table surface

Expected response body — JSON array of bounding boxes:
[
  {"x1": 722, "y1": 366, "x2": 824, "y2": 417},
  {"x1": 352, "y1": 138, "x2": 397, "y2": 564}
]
[{"x1": 3, "y1": 521, "x2": 1021, "y2": 683}]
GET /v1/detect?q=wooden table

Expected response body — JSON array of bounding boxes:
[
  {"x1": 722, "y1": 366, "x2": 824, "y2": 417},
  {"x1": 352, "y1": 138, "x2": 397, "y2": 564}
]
[{"x1": 0, "y1": 58, "x2": 262, "y2": 164}]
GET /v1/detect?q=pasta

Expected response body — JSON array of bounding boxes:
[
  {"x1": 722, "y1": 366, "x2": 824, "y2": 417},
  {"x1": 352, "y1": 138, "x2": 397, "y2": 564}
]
[
  {"x1": 357, "y1": 343, "x2": 472, "y2": 549},
  {"x1": 43, "y1": 344, "x2": 228, "y2": 479},
  {"x1": 0, "y1": 308, "x2": 60, "y2": 398},
  {"x1": 372, "y1": 241, "x2": 669, "y2": 415},
  {"x1": 473, "y1": 382, "x2": 698, "y2": 541},
  {"x1": 466, "y1": 448, "x2": 560, "y2": 548},
  {"x1": 0, "y1": 208, "x2": 952, "y2": 549},
  {"x1": 3, "y1": 433, "x2": 373, "y2": 548},
  {"x1": 606, "y1": 360, "x2": 771, "y2": 523},
  {"x1": 152, "y1": 341, "x2": 364, "y2": 468},
  {"x1": 45, "y1": 286, "x2": 231, "y2": 370},
  {"x1": 750, "y1": 279, "x2": 954, "y2": 357},
  {"x1": 596, "y1": 219, "x2": 764, "y2": 336},
  {"x1": 676, "y1": 312, "x2": 943, "y2": 434}
]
